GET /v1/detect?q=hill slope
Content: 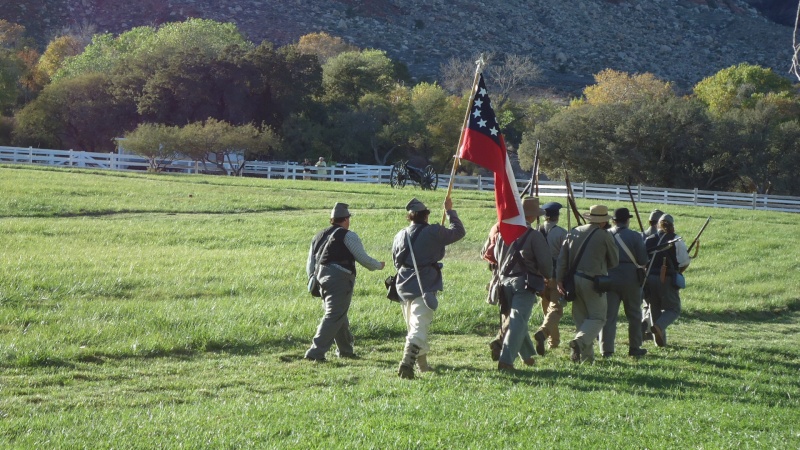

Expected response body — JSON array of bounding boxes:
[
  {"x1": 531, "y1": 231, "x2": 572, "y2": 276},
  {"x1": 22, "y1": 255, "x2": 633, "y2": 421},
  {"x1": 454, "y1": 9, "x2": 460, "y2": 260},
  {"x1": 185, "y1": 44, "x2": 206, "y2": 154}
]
[{"x1": 1, "y1": 0, "x2": 794, "y2": 92}]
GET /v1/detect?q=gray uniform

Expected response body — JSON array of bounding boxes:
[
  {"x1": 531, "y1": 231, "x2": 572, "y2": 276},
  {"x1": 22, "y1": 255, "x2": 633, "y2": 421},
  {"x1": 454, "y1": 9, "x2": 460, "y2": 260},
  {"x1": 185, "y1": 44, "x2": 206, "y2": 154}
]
[
  {"x1": 494, "y1": 226, "x2": 552, "y2": 366},
  {"x1": 557, "y1": 223, "x2": 619, "y2": 362},
  {"x1": 537, "y1": 221, "x2": 568, "y2": 348},
  {"x1": 305, "y1": 227, "x2": 382, "y2": 360},
  {"x1": 599, "y1": 225, "x2": 648, "y2": 354}
]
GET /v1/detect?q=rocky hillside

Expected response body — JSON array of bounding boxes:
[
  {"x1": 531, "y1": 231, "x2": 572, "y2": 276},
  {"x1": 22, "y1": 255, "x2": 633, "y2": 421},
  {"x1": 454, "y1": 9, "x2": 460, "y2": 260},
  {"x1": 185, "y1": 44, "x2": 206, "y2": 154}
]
[{"x1": 1, "y1": 0, "x2": 794, "y2": 92}]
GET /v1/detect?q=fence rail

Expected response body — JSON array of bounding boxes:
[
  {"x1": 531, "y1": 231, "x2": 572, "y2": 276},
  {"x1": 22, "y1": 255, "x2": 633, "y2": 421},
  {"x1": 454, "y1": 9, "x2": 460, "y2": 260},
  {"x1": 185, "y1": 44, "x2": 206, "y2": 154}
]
[{"x1": 2, "y1": 146, "x2": 798, "y2": 213}]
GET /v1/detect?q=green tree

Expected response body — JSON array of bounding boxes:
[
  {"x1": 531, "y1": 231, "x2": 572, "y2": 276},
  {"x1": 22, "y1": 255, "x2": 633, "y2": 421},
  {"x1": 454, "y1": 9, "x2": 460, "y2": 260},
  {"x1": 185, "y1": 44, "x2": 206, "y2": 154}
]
[
  {"x1": 693, "y1": 63, "x2": 793, "y2": 115},
  {"x1": 322, "y1": 49, "x2": 397, "y2": 106},
  {"x1": 180, "y1": 119, "x2": 280, "y2": 175},
  {"x1": 122, "y1": 123, "x2": 181, "y2": 171},
  {"x1": 583, "y1": 69, "x2": 675, "y2": 106},
  {"x1": 13, "y1": 73, "x2": 137, "y2": 151}
]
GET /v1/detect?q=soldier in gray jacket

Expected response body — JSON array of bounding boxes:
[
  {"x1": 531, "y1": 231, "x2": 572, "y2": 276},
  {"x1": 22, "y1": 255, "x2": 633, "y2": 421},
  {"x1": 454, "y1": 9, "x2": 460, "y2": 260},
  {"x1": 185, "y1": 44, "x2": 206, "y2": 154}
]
[
  {"x1": 495, "y1": 197, "x2": 553, "y2": 371},
  {"x1": 533, "y1": 202, "x2": 568, "y2": 354},
  {"x1": 393, "y1": 197, "x2": 465, "y2": 379},
  {"x1": 642, "y1": 209, "x2": 664, "y2": 239},
  {"x1": 599, "y1": 208, "x2": 649, "y2": 358},
  {"x1": 304, "y1": 203, "x2": 385, "y2": 361},
  {"x1": 557, "y1": 205, "x2": 619, "y2": 363}
]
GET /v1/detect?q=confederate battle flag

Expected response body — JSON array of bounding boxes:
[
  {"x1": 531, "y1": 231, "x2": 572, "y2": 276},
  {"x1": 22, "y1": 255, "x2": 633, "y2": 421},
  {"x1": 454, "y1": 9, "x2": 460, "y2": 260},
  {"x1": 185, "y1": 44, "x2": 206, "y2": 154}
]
[{"x1": 458, "y1": 74, "x2": 527, "y2": 244}]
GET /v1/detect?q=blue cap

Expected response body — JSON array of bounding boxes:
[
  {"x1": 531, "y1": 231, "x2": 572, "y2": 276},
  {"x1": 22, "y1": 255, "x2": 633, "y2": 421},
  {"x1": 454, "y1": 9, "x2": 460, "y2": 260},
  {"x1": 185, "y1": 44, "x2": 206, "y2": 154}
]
[{"x1": 542, "y1": 202, "x2": 563, "y2": 216}]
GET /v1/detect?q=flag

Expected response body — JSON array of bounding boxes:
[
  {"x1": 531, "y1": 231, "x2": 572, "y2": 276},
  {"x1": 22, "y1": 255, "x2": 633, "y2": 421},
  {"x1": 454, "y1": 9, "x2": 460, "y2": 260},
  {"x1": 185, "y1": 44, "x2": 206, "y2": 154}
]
[{"x1": 458, "y1": 74, "x2": 527, "y2": 244}]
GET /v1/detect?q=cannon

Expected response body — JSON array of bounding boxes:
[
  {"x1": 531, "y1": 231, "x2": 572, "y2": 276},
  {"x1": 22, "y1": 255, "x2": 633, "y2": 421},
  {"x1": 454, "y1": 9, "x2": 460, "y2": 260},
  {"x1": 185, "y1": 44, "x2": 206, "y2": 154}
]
[{"x1": 389, "y1": 160, "x2": 438, "y2": 190}]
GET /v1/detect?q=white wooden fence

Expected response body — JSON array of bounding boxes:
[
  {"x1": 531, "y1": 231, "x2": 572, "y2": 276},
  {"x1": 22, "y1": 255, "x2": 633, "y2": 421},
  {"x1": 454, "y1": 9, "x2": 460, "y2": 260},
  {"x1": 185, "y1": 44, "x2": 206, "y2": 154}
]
[{"x1": 2, "y1": 146, "x2": 798, "y2": 213}]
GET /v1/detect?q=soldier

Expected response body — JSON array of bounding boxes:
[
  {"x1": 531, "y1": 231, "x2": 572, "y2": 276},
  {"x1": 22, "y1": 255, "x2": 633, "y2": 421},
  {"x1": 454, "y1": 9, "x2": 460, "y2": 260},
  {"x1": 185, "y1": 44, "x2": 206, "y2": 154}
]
[
  {"x1": 643, "y1": 209, "x2": 664, "y2": 238},
  {"x1": 644, "y1": 214, "x2": 690, "y2": 347},
  {"x1": 494, "y1": 197, "x2": 552, "y2": 371},
  {"x1": 599, "y1": 208, "x2": 649, "y2": 358},
  {"x1": 481, "y1": 221, "x2": 507, "y2": 361},
  {"x1": 557, "y1": 205, "x2": 619, "y2": 363},
  {"x1": 305, "y1": 203, "x2": 385, "y2": 361},
  {"x1": 533, "y1": 202, "x2": 568, "y2": 354},
  {"x1": 393, "y1": 197, "x2": 465, "y2": 379}
]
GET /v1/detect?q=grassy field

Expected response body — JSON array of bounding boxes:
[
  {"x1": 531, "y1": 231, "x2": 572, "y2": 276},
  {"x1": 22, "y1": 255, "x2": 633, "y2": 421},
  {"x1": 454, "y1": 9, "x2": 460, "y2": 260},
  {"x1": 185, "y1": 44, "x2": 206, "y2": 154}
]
[{"x1": 1, "y1": 164, "x2": 798, "y2": 448}]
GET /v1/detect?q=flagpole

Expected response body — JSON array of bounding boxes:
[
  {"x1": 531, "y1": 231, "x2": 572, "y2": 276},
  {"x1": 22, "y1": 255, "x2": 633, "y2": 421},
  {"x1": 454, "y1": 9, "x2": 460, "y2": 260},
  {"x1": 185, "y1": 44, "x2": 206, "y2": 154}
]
[{"x1": 442, "y1": 54, "x2": 486, "y2": 225}]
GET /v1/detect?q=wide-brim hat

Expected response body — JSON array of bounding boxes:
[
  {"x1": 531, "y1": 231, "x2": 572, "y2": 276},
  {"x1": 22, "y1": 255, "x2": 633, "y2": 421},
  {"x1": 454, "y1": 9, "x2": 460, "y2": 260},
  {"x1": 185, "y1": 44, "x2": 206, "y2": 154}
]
[
  {"x1": 583, "y1": 204, "x2": 611, "y2": 223},
  {"x1": 331, "y1": 202, "x2": 351, "y2": 219},
  {"x1": 406, "y1": 198, "x2": 428, "y2": 212},
  {"x1": 522, "y1": 197, "x2": 544, "y2": 217},
  {"x1": 612, "y1": 207, "x2": 632, "y2": 222}
]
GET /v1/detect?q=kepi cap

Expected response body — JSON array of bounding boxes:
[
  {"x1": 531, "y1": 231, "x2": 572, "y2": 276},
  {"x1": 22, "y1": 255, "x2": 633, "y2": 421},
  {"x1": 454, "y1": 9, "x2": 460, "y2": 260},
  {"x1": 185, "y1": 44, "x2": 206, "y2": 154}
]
[
  {"x1": 659, "y1": 214, "x2": 674, "y2": 224},
  {"x1": 406, "y1": 198, "x2": 428, "y2": 212},
  {"x1": 331, "y1": 202, "x2": 351, "y2": 219},
  {"x1": 649, "y1": 209, "x2": 664, "y2": 221},
  {"x1": 542, "y1": 202, "x2": 562, "y2": 216}
]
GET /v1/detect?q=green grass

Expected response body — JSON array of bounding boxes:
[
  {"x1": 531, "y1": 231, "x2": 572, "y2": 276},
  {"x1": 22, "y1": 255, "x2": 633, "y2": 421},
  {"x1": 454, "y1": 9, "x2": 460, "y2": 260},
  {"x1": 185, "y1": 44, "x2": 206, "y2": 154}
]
[{"x1": 1, "y1": 165, "x2": 799, "y2": 448}]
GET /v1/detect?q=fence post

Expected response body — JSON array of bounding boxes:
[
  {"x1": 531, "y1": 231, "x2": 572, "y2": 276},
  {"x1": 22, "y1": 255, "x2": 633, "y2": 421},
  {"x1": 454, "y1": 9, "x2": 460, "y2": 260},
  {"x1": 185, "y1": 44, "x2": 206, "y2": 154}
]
[
  {"x1": 68, "y1": 149, "x2": 73, "y2": 166},
  {"x1": 752, "y1": 192, "x2": 757, "y2": 210},
  {"x1": 693, "y1": 188, "x2": 698, "y2": 206},
  {"x1": 28, "y1": 146, "x2": 33, "y2": 164},
  {"x1": 110, "y1": 152, "x2": 116, "y2": 171},
  {"x1": 582, "y1": 181, "x2": 586, "y2": 198},
  {"x1": 637, "y1": 184, "x2": 641, "y2": 202}
]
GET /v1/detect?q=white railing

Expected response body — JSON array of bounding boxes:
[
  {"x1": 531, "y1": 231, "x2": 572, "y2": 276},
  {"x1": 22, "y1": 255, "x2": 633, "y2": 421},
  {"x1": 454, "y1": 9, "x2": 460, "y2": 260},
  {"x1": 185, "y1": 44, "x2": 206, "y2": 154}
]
[{"x1": 1, "y1": 146, "x2": 798, "y2": 213}]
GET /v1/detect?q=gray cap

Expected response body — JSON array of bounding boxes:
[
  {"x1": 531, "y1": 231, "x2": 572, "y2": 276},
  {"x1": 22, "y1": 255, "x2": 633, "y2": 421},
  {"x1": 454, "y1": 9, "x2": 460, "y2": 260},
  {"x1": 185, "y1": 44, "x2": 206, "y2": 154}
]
[
  {"x1": 406, "y1": 198, "x2": 428, "y2": 212},
  {"x1": 331, "y1": 202, "x2": 351, "y2": 219},
  {"x1": 659, "y1": 214, "x2": 674, "y2": 224},
  {"x1": 649, "y1": 209, "x2": 664, "y2": 221}
]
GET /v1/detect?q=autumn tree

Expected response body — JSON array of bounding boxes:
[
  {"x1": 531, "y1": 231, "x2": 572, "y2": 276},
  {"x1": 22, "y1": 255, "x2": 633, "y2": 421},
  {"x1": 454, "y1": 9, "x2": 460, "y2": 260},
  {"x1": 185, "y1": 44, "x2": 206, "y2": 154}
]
[
  {"x1": 296, "y1": 32, "x2": 358, "y2": 65},
  {"x1": 693, "y1": 63, "x2": 793, "y2": 115},
  {"x1": 583, "y1": 69, "x2": 675, "y2": 106}
]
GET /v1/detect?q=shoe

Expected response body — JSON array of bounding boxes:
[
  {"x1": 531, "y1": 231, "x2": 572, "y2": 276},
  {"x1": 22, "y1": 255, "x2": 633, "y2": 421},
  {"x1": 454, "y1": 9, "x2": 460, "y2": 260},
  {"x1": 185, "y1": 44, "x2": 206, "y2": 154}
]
[
  {"x1": 569, "y1": 339, "x2": 581, "y2": 363},
  {"x1": 489, "y1": 340, "x2": 502, "y2": 362},
  {"x1": 523, "y1": 357, "x2": 535, "y2": 366},
  {"x1": 602, "y1": 351, "x2": 614, "y2": 358},
  {"x1": 643, "y1": 330, "x2": 654, "y2": 341},
  {"x1": 534, "y1": 330, "x2": 547, "y2": 357},
  {"x1": 651, "y1": 325, "x2": 666, "y2": 347},
  {"x1": 549, "y1": 342, "x2": 560, "y2": 349},
  {"x1": 303, "y1": 355, "x2": 326, "y2": 362},
  {"x1": 398, "y1": 363, "x2": 415, "y2": 379},
  {"x1": 498, "y1": 361, "x2": 515, "y2": 371},
  {"x1": 337, "y1": 352, "x2": 359, "y2": 359},
  {"x1": 417, "y1": 355, "x2": 431, "y2": 373},
  {"x1": 628, "y1": 348, "x2": 647, "y2": 357}
]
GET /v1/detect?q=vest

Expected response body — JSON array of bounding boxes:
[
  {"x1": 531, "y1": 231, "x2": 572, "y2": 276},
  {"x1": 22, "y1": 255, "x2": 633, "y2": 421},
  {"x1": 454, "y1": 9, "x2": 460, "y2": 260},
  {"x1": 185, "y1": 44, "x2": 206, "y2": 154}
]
[
  {"x1": 645, "y1": 231, "x2": 679, "y2": 276},
  {"x1": 314, "y1": 225, "x2": 356, "y2": 275}
]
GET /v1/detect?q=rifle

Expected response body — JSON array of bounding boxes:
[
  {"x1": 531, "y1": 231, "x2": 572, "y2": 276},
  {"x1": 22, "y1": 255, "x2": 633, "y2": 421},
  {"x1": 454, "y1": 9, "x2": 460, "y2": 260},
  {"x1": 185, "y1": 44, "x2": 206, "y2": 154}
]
[
  {"x1": 626, "y1": 177, "x2": 644, "y2": 232},
  {"x1": 688, "y1": 216, "x2": 711, "y2": 258},
  {"x1": 520, "y1": 140, "x2": 539, "y2": 199},
  {"x1": 564, "y1": 167, "x2": 585, "y2": 226},
  {"x1": 533, "y1": 140, "x2": 541, "y2": 197}
]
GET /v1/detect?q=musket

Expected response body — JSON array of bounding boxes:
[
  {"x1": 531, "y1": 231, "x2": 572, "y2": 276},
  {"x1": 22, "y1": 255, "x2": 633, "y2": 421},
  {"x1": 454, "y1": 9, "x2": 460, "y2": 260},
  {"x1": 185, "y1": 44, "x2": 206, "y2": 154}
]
[
  {"x1": 688, "y1": 216, "x2": 711, "y2": 258},
  {"x1": 626, "y1": 177, "x2": 644, "y2": 232},
  {"x1": 533, "y1": 140, "x2": 541, "y2": 197},
  {"x1": 564, "y1": 167, "x2": 585, "y2": 226},
  {"x1": 519, "y1": 140, "x2": 539, "y2": 199}
]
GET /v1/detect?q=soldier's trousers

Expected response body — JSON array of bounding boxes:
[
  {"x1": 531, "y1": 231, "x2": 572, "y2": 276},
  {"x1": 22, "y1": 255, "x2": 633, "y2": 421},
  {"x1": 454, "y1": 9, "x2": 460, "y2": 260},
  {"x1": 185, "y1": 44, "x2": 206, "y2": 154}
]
[{"x1": 305, "y1": 265, "x2": 356, "y2": 359}]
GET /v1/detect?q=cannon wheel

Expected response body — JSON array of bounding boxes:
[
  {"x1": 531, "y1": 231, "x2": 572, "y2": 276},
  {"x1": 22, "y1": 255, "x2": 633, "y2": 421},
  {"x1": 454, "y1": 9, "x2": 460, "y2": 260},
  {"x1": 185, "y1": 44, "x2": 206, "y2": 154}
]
[
  {"x1": 390, "y1": 161, "x2": 407, "y2": 188},
  {"x1": 420, "y1": 165, "x2": 438, "y2": 190}
]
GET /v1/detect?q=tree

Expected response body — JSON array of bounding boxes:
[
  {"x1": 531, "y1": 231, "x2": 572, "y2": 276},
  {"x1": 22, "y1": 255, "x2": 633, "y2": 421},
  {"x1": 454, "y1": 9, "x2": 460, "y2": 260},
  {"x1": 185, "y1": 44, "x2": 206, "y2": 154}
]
[
  {"x1": 180, "y1": 119, "x2": 280, "y2": 175},
  {"x1": 13, "y1": 73, "x2": 137, "y2": 151},
  {"x1": 322, "y1": 49, "x2": 397, "y2": 106},
  {"x1": 36, "y1": 35, "x2": 85, "y2": 83},
  {"x1": 408, "y1": 82, "x2": 462, "y2": 170},
  {"x1": 122, "y1": 123, "x2": 181, "y2": 171},
  {"x1": 693, "y1": 63, "x2": 793, "y2": 115},
  {"x1": 583, "y1": 69, "x2": 674, "y2": 106},
  {"x1": 296, "y1": 32, "x2": 358, "y2": 65}
]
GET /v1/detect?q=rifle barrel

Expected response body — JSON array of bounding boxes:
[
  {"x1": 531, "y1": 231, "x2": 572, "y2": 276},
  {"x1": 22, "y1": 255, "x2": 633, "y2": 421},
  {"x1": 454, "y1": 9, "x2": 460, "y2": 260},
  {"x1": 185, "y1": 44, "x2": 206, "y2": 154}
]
[{"x1": 688, "y1": 216, "x2": 711, "y2": 253}]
